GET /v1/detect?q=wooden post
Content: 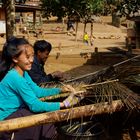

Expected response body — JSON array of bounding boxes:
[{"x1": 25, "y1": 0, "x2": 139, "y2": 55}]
[
  {"x1": 135, "y1": 21, "x2": 140, "y2": 49},
  {"x1": 0, "y1": 100, "x2": 123, "y2": 132}
]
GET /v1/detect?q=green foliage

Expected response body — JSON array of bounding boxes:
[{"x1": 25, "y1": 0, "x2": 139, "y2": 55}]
[
  {"x1": 104, "y1": 0, "x2": 140, "y2": 17},
  {"x1": 41, "y1": 0, "x2": 67, "y2": 18},
  {"x1": 118, "y1": 0, "x2": 140, "y2": 17},
  {"x1": 41, "y1": 0, "x2": 105, "y2": 22},
  {"x1": 41, "y1": 0, "x2": 140, "y2": 21}
]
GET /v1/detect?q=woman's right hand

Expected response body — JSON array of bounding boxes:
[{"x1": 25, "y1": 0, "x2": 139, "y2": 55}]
[{"x1": 62, "y1": 93, "x2": 84, "y2": 108}]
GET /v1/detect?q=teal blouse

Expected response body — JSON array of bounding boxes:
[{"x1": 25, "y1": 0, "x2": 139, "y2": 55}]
[{"x1": 0, "y1": 68, "x2": 61, "y2": 121}]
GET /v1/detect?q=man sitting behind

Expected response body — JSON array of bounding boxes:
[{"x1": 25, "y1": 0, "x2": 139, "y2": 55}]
[{"x1": 28, "y1": 40, "x2": 63, "y2": 85}]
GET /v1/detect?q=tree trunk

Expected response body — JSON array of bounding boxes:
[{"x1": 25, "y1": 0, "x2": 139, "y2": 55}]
[
  {"x1": 112, "y1": 12, "x2": 120, "y2": 28},
  {"x1": 83, "y1": 22, "x2": 87, "y2": 37},
  {"x1": 75, "y1": 21, "x2": 78, "y2": 42},
  {"x1": 3, "y1": 0, "x2": 16, "y2": 40},
  {"x1": 90, "y1": 22, "x2": 93, "y2": 45},
  {"x1": 0, "y1": 100, "x2": 123, "y2": 132}
]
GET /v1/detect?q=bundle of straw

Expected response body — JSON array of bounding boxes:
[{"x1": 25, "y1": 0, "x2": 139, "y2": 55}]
[{"x1": 64, "y1": 55, "x2": 140, "y2": 84}]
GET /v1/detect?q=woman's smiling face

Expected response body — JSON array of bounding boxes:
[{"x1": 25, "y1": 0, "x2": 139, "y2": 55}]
[{"x1": 13, "y1": 44, "x2": 34, "y2": 74}]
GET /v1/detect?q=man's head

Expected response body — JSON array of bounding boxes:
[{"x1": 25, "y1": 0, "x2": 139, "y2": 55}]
[{"x1": 34, "y1": 40, "x2": 52, "y2": 64}]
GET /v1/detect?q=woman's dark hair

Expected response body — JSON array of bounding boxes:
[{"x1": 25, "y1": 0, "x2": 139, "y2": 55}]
[
  {"x1": 0, "y1": 36, "x2": 30, "y2": 81},
  {"x1": 34, "y1": 40, "x2": 52, "y2": 54}
]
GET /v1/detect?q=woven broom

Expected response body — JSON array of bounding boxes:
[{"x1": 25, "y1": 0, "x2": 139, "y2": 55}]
[{"x1": 39, "y1": 55, "x2": 140, "y2": 111}]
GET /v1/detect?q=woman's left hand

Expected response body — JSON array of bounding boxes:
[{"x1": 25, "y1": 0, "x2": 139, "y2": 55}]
[{"x1": 61, "y1": 85, "x2": 76, "y2": 93}]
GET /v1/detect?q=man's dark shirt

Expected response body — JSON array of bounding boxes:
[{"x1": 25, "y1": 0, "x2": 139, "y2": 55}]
[{"x1": 28, "y1": 56, "x2": 53, "y2": 85}]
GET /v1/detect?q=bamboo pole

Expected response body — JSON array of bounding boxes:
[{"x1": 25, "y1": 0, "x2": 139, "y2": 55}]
[
  {"x1": 40, "y1": 93, "x2": 69, "y2": 101},
  {"x1": 82, "y1": 79, "x2": 119, "y2": 88},
  {"x1": 0, "y1": 100, "x2": 123, "y2": 132},
  {"x1": 40, "y1": 91, "x2": 85, "y2": 101}
]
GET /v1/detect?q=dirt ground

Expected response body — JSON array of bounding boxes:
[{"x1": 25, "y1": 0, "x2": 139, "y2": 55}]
[
  {"x1": 44, "y1": 17, "x2": 127, "y2": 79},
  {"x1": 0, "y1": 16, "x2": 128, "y2": 78}
]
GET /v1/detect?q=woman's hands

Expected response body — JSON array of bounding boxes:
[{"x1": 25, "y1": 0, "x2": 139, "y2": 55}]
[
  {"x1": 60, "y1": 94, "x2": 84, "y2": 108},
  {"x1": 60, "y1": 84, "x2": 84, "y2": 108},
  {"x1": 61, "y1": 84, "x2": 76, "y2": 93},
  {"x1": 63, "y1": 93, "x2": 84, "y2": 108}
]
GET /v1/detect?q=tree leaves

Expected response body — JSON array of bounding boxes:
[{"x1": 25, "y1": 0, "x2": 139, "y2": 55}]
[{"x1": 41, "y1": 0, "x2": 104, "y2": 22}]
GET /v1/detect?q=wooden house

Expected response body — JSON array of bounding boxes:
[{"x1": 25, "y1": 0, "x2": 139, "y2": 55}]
[{"x1": 0, "y1": 0, "x2": 42, "y2": 37}]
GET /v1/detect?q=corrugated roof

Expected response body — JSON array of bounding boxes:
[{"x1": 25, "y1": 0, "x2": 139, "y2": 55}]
[
  {"x1": 15, "y1": 4, "x2": 42, "y2": 12},
  {"x1": 0, "y1": 2, "x2": 42, "y2": 12}
]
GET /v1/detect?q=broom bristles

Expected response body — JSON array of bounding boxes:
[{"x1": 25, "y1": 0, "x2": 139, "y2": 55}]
[
  {"x1": 39, "y1": 79, "x2": 140, "y2": 111},
  {"x1": 84, "y1": 80, "x2": 140, "y2": 110}
]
